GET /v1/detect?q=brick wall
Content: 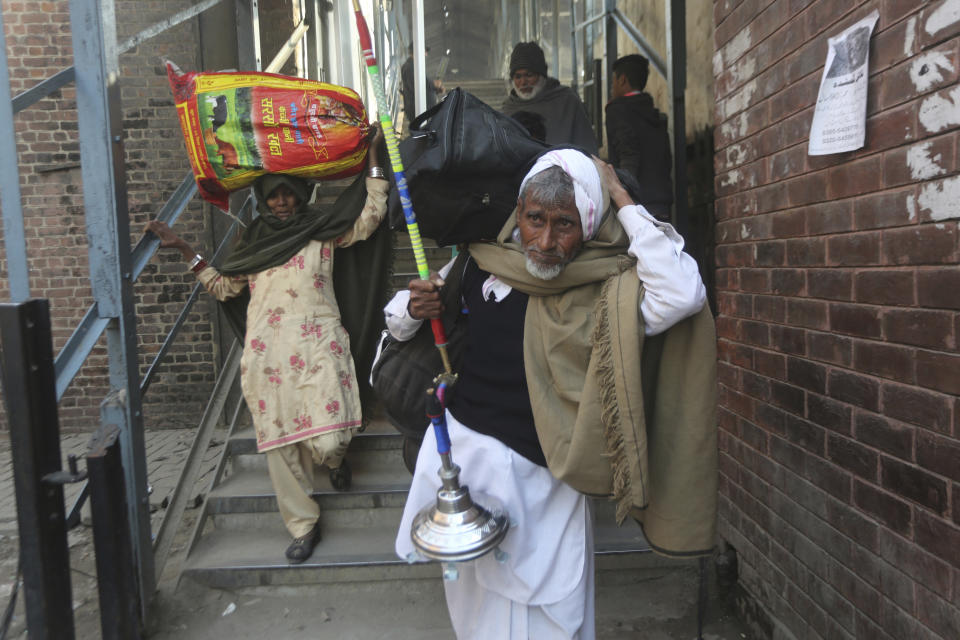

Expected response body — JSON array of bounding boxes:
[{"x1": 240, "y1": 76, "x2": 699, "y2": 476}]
[
  {"x1": 714, "y1": 1, "x2": 960, "y2": 639},
  {"x1": 1, "y1": 0, "x2": 219, "y2": 431}
]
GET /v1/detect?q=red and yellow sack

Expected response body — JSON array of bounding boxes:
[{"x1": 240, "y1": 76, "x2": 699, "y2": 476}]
[{"x1": 166, "y1": 62, "x2": 371, "y2": 211}]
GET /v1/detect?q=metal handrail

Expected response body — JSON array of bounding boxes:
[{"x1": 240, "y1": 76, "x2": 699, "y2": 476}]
[
  {"x1": 54, "y1": 174, "x2": 198, "y2": 400},
  {"x1": 12, "y1": 67, "x2": 75, "y2": 114},
  {"x1": 610, "y1": 8, "x2": 667, "y2": 79},
  {"x1": 152, "y1": 339, "x2": 243, "y2": 577},
  {"x1": 12, "y1": 0, "x2": 227, "y2": 116},
  {"x1": 117, "y1": 0, "x2": 227, "y2": 55},
  {"x1": 139, "y1": 196, "x2": 252, "y2": 395}
]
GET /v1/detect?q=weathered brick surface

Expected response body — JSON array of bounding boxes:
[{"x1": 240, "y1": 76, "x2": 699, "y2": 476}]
[
  {"x1": 0, "y1": 1, "x2": 301, "y2": 431},
  {"x1": 716, "y1": 1, "x2": 960, "y2": 637}
]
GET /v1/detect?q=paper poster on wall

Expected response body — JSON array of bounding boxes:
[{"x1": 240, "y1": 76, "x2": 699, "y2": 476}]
[{"x1": 808, "y1": 11, "x2": 879, "y2": 156}]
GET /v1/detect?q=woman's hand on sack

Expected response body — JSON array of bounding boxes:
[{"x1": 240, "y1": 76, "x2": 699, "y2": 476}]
[
  {"x1": 407, "y1": 272, "x2": 445, "y2": 320},
  {"x1": 367, "y1": 124, "x2": 386, "y2": 176},
  {"x1": 369, "y1": 123, "x2": 385, "y2": 157},
  {"x1": 145, "y1": 220, "x2": 196, "y2": 262},
  {"x1": 596, "y1": 159, "x2": 634, "y2": 210}
]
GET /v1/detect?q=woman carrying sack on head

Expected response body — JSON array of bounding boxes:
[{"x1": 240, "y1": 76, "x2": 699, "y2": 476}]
[{"x1": 146, "y1": 126, "x2": 390, "y2": 564}]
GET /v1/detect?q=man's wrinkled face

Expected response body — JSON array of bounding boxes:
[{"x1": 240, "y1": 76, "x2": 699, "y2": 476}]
[
  {"x1": 266, "y1": 184, "x2": 301, "y2": 221},
  {"x1": 516, "y1": 195, "x2": 583, "y2": 280},
  {"x1": 512, "y1": 69, "x2": 544, "y2": 100}
]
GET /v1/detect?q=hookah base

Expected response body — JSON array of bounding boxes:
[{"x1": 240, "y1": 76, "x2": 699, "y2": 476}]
[{"x1": 411, "y1": 491, "x2": 510, "y2": 563}]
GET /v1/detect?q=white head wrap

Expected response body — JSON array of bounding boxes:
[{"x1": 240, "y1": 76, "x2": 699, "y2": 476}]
[{"x1": 518, "y1": 149, "x2": 603, "y2": 240}]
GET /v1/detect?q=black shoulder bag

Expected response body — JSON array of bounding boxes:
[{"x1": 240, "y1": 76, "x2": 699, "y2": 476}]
[{"x1": 371, "y1": 252, "x2": 470, "y2": 437}]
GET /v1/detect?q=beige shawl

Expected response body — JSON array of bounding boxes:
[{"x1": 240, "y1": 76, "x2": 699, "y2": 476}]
[{"x1": 469, "y1": 187, "x2": 718, "y2": 557}]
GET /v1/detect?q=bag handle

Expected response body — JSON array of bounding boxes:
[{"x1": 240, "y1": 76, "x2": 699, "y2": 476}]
[
  {"x1": 409, "y1": 99, "x2": 444, "y2": 133},
  {"x1": 410, "y1": 87, "x2": 461, "y2": 133}
]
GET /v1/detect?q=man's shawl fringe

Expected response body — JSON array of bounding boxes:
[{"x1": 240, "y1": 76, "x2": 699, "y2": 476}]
[{"x1": 593, "y1": 275, "x2": 631, "y2": 524}]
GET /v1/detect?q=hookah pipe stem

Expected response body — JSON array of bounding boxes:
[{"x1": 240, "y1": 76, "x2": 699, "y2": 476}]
[
  {"x1": 426, "y1": 385, "x2": 458, "y2": 480},
  {"x1": 351, "y1": 0, "x2": 452, "y2": 374}
]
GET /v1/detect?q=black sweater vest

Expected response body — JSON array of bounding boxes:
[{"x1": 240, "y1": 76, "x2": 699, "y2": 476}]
[{"x1": 448, "y1": 261, "x2": 547, "y2": 466}]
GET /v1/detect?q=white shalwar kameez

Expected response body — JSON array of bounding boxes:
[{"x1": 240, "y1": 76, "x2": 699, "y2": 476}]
[{"x1": 396, "y1": 412, "x2": 595, "y2": 639}]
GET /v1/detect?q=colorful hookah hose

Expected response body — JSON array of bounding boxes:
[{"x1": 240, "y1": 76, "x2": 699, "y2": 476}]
[{"x1": 351, "y1": 0, "x2": 452, "y2": 374}]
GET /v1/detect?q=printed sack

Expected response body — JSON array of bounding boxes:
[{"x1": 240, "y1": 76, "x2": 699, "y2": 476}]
[{"x1": 166, "y1": 61, "x2": 370, "y2": 210}]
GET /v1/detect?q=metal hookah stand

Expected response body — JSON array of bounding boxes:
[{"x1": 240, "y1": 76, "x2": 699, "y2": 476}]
[{"x1": 410, "y1": 381, "x2": 510, "y2": 572}]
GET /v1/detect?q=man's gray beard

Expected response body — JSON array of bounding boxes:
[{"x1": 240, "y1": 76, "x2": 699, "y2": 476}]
[
  {"x1": 515, "y1": 76, "x2": 547, "y2": 101},
  {"x1": 525, "y1": 255, "x2": 563, "y2": 280}
]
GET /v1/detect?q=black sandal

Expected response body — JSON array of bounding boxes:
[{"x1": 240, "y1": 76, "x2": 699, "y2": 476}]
[
  {"x1": 285, "y1": 521, "x2": 321, "y2": 563},
  {"x1": 329, "y1": 459, "x2": 352, "y2": 492}
]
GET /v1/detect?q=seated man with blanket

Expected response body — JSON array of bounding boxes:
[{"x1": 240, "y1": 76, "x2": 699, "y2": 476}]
[{"x1": 384, "y1": 148, "x2": 717, "y2": 639}]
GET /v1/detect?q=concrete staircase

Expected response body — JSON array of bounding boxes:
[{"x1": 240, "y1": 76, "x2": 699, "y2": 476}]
[
  {"x1": 390, "y1": 232, "x2": 454, "y2": 292},
  {"x1": 448, "y1": 78, "x2": 506, "y2": 110},
  {"x1": 181, "y1": 418, "x2": 433, "y2": 588},
  {"x1": 179, "y1": 412, "x2": 651, "y2": 590}
]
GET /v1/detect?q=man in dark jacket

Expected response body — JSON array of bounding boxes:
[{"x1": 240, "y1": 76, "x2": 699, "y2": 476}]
[
  {"x1": 501, "y1": 42, "x2": 598, "y2": 154},
  {"x1": 605, "y1": 54, "x2": 673, "y2": 221}
]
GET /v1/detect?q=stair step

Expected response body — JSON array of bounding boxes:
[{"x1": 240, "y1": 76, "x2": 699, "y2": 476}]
[
  {"x1": 207, "y1": 466, "x2": 647, "y2": 555},
  {"x1": 185, "y1": 394, "x2": 651, "y2": 590},
  {"x1": 182, "y1": 509, "x2": 436, "y2": 588},
  {"x1": 216, "y1": 430, "x2": 647, "y2": 555},
  {"x1": 392, "y1": 242, "x2": 451, "y2": 254},
  {"x1": 209, "y1": 501, "x2": 407, "y2": 530},
  {"x1": 209, "y1": 465, "x2": 411, "y2": 514},
  {"x1": 183, "y1": 500, "x2": 651, "y2": 589},
  {"x1": 452, "y1": 80, "x2": 507, "y2": 109},
  {"x1": 230, "y1": 442, "x2": 405, "y2": 476},
  {"x1": 227, "y1": 419, "x2": 403, "y2": 455},
  {"x1": 591, "y1": 498, "x2": 652, "y2": 554}
]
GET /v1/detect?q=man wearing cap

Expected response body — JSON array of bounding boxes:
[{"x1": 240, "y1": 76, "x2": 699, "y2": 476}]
[
  {"x1": 501, "y1": 42, "x2": 598, "y2": 154},
  {"x1": 606, "y1": 54, "x2": 674, "y2": 221},
  {"x1": 385, "y1": 148, "x2": 717, "y2": 639}
]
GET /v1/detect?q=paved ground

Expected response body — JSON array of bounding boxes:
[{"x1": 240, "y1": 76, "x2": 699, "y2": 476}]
[
  {"x1": 0, "y1": 429, "x2": 754, "y2": 640},
  {"x1": 0, "y1": 428, "x2": 228, "y2": 639}
]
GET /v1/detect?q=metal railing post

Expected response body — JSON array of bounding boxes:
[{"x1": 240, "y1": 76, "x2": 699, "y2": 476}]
[
  {"x1": 569, "y1": 0, "x2": 578, "y2": 92},
  {"x1": 603, "y1": 0, "x2": 617, "y2": 148},
  {"x1": 308, "y1": 0, "x2": 329, "y2": 80},
  {"x1": 412, "y1": 0, "x2": 426, "y2": 117},
  {"x1": 665, "y1": 0, "x2": 688, "y2": 238},
  {"x1": 236, "y1": 0, "x2": 263, "y2": 70},
  {"x1": 0, "y1": 300, "x2": 75, "y2": 640},
  {"x1": 69, "y1": 0, "x2": 155, "y2": 613},
  {"x1": 552, "y1": 0, "x2": 560, "y2": 79},
  {"x1": 0, "y1": 10, "x2": 30, "y2": 303},
  {"x1": 86, "y1": 424, "x2": 143, "y2": 640}
]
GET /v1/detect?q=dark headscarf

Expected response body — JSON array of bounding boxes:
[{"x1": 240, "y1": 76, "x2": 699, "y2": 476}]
[
  {"x1": 219, "y1": 174, "x2": 362, "y2": 275},
  {"x1": 216, "y1": 172, "x2": 393, "y2": 419}
]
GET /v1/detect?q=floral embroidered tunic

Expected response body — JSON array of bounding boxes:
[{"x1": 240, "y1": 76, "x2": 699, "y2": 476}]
[{"x1": 195, "y1": 178, "x2": 388, "y2": 452}]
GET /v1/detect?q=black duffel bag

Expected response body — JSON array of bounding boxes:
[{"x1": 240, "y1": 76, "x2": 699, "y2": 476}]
[{"x1": 387, "y1": 88, "x2": 549, "y2": 246}]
